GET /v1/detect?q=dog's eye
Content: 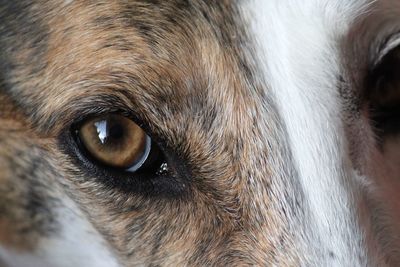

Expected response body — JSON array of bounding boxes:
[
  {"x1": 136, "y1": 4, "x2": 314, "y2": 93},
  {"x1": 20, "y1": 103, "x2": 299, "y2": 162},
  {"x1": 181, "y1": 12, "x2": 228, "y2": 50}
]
[
  {"x1": 77, "y1": 114, "x2": 154, "y2": 172},
  {"x1": 368, "y1": 42, "x2": 400, "y2": 137}
]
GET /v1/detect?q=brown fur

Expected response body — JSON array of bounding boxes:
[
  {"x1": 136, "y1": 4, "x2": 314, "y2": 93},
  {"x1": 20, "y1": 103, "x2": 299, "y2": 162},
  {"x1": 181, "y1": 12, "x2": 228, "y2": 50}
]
[
  {"x1": 0, "y1": 1, "x2": 300, "y2": 265},
  {"x1": 2, "y1": 0, "x2": 400, "y2": 266}
]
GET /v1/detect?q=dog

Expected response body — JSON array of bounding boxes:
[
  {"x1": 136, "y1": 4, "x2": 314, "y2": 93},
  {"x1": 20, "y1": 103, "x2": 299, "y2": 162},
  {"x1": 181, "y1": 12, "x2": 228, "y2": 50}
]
[{"x1": 1, "y1": 0, "x2": 400, "y2": 266}]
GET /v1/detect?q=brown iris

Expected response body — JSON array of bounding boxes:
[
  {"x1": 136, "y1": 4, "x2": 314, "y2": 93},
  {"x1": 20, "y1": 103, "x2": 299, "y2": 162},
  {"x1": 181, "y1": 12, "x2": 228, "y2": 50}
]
[{"x1": 78, "y1": 114, "x2": 151, "y2": 171}]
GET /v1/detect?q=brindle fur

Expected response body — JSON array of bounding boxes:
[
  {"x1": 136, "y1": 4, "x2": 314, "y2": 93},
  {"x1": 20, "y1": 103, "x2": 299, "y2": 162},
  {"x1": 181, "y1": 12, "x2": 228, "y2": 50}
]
[
  {"x1": 0, "y1": 1, "x2": 299, "y2": 265},
  {"x1": 0, "y1": 0, "x2": 399, "y2": 266}
]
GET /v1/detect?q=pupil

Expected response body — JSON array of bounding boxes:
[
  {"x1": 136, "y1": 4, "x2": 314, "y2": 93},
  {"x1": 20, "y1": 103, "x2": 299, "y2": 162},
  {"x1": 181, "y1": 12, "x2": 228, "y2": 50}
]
[
  {"x1": 108, "y1": 122, "x2": 124, "y2": 140},
  {"x1": 94, "y1": 119, "x2": 125, "y2": 145}
]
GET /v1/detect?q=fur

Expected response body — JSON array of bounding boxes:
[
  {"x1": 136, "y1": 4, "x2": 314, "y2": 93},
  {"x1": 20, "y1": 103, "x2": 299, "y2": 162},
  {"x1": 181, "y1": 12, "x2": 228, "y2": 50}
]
[{"x1": 0, "y1": 0, "x2": 399, "y2": 266}]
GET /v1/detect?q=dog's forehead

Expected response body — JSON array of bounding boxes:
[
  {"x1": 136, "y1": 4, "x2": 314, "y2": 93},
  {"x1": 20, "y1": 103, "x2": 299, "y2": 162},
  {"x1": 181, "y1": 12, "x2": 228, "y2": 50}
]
[
  {"x1": 2, "y1": 0, "x2": 372, "y2": 131},
  {"x1": 5, "y1": 1, "x2": 263, "y2": 135}
]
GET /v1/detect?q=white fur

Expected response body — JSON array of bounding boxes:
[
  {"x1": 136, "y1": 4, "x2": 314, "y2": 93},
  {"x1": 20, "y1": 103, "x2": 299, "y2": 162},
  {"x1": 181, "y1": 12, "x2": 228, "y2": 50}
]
[
  {"x1": 241, "y1": 0, "x2": 383, "y2": 265},
  {"x1": 1, "y1": 1, "x2": 396, "y2": 266},
  {"x1": 0, "y1": 197, "x2": 120, "y2": 267}
]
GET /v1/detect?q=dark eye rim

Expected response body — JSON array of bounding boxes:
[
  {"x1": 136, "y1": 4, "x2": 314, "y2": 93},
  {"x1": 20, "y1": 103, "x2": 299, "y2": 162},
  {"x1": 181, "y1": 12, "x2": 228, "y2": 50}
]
[
  {"x1": 366, "y1": 35, "x2": 400, "y2": 140},
  {"x1": 58, "y1": 111, "x2": 191, "y2": 198},
  {"x1": 373, "y1": 32, "x2": 400, "y2": 68}
]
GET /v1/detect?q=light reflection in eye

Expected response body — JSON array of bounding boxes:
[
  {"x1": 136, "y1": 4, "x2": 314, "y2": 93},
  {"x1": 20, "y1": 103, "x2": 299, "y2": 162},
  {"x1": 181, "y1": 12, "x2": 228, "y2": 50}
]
[{"x1": 94, "y1": 120, "x2": 108, "y2": 144}]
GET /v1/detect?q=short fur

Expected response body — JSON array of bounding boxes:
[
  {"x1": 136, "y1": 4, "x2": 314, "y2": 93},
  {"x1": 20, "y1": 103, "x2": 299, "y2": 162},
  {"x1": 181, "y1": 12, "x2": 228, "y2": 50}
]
[{"x1": 1, "y1": 0, "x2": 400, "y2": 266}]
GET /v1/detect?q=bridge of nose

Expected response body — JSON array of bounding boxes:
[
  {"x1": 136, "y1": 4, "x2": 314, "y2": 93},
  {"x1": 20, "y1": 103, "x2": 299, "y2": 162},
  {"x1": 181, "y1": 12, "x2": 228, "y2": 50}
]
[{"x1": 228, "y1": 1, "x2": 380, "y2": 265}]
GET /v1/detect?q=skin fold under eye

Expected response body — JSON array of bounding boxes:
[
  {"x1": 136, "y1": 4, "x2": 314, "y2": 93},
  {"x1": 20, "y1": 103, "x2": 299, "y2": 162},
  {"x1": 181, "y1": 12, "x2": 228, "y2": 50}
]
[{"x1": 78, "y1": 114, "x2": 152, "y2": 172}]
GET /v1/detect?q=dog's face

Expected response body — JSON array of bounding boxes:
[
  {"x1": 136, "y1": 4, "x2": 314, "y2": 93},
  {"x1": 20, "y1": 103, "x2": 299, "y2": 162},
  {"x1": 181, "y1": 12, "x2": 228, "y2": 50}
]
[{"x1": 1, "y1": 0, "x2": 400, "y2": 266}]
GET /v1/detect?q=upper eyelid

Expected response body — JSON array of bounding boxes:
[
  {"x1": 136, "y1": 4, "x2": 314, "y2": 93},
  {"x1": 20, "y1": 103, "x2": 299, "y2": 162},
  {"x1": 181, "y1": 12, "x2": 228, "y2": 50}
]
[
  {"x1": 374, "y1": 32, "x2": 400, "y2": 67},
  {"x1": 70, "y1": 108, "x2": 147, "y2": 134},
  {"x1": 43, "y1": 91, "x2": 144, "y2": 130},
  {"x1": 63, "y1": 100, "x2": 166, "y2": 148}
]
